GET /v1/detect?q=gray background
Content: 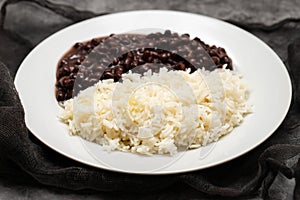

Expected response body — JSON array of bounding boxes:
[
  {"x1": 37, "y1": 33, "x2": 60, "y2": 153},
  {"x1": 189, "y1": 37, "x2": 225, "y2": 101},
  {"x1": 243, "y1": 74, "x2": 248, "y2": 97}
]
[{"x1": 0, "y1": 0, "x2": 299, "y2": 199}]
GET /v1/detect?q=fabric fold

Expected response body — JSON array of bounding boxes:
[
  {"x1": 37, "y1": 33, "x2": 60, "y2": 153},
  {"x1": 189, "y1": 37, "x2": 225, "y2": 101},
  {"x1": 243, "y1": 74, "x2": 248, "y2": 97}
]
[{"x1": 0, "y1": 1, "x2": 299, "y2": 199}]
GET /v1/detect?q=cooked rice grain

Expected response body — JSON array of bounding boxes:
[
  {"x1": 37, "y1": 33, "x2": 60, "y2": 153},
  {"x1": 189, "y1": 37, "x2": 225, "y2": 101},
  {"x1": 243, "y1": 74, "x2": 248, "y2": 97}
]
[{"x1": 60, "y1": 68, "x2": 251, "y2": 155}]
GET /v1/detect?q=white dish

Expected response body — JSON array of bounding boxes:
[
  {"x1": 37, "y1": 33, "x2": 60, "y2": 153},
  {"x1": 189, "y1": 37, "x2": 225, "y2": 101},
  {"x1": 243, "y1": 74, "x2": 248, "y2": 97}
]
[{"x1": 14, "y1": 10, "x2": 292, "y2": 174}]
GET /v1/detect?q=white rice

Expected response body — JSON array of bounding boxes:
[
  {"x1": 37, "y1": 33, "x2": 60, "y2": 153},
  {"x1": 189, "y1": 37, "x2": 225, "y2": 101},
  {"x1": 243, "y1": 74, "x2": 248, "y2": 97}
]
[{"x1": 60, "y1": 68, "x2": 251, "y2": 155}]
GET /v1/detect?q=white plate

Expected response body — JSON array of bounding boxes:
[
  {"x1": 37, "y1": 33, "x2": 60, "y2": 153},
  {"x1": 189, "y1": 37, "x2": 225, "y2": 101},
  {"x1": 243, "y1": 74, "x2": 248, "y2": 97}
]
[{"x1": 14, "y1": 10, "x2": 292, "y2": 174}]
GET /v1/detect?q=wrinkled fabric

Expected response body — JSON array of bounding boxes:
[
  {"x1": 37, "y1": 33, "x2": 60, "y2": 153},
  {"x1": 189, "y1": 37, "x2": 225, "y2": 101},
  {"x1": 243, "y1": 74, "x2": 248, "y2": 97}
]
[{"x1": 0, "y1": 0, "x2": 299, "y2": 199}]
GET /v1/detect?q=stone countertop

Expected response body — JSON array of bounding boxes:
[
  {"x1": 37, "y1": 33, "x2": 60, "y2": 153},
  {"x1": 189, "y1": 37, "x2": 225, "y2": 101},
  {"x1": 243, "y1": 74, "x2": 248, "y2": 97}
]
[{"x1": 0, "y1": 0, "x2": 299, "y2": 199}]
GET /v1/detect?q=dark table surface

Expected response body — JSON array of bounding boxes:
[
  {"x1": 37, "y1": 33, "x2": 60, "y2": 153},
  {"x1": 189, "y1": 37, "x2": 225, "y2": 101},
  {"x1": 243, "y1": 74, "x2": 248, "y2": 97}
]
[{"x1": 0, "y1": 0, "x2": 299, "y2": 199}]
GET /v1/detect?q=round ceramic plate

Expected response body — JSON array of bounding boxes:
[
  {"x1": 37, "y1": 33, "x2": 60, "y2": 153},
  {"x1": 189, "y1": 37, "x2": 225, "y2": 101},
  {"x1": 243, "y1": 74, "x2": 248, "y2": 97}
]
[{"x1": 15, "y1": 10, "x2": 292, "y2": 174}]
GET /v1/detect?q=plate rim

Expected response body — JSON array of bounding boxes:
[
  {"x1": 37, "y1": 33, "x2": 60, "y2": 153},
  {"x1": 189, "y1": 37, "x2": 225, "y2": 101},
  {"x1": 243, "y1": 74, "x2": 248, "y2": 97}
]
[{"x1": 14, "y1": 10, "x2": 292, "y2": 175}]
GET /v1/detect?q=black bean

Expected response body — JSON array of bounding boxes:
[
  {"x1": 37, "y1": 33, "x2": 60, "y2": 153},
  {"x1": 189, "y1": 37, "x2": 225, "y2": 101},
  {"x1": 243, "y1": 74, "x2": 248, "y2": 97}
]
[
  {"x1": 60, "y1": 59, "x2": 68, "y2": 66},
  {"x1": 150, "y1": 51, "x2": 159, "y2": 57},
  {"x1": 217, "y1": 64, "x2": 223, "y2": 68},
  {"x1": 66, "y1": 91, "x2": 73, "y2": 99},
  {"x1": 56, "y1": 89, "x2": 65, "y2": 101},
  {"x1": 173, "y1": 61, "x2": 186, "y2": 71},
  {"x1": 114, "y1": 66, "x2": 123, "y2": 80},
  {"x1": 146, "y1": 33, "x2": 158, "y2": 39},
  {"x1": 128, "y1": 52, "x2": 134, "y2": 58},
  {"x1": 59, "y1": 76, "x2": 74, "y2": 88},
  {"x1": 211, "y1": 56, "x2": 220, "y2": 64},
  {"x1": 217, "y1": 47, "x2": 226, "y2": 54},
  {"x1": 167, "y1": 58, "x2": 177, "y2": 65},
  {"x1": 182, "y1": 33, "x2": 190, "y2": 39},
  {"x1": 222, "y1": 56, "x2": 230, "y2": 63},
  {"x1": 112, "y1": 57, "x2": 119, "y2": 65},
  {"x1": 57, "y1": 66, "x2": 71, "y2": 78},
  {"x1": 226, "y1": 63, "x2": 233, "y2": 70},
  {"x1": 146, "y1": 56, "x2": 154, "y2": 63},
  {"x1": 164, "y1": 30, "x2": 171, "y2": 37},
  {"x1": 56, "y1": 31, "x2": 233, "y2": 102},
  {"x1": 132, "y1": 60, "x2": 139, "y2": 67},
  {"x1": 193, "y1": 37, "x2": 201, "y2": 43},
  {"x1": 160, "y1": 53, "x2": 169, "y2": 62},
  {"x1": 69, "y1": 66, "x2": 79, "y2": 73},
  {"x1": 209, "y1": 49, "x2": 217, "y2": 56},
  {"x1": 124, "y1": 57, "x2": 132, "y2": 66},
  {"x1": 115, "y1": 66, "x2": 123, "y2": 73},
  {"x1": 91, "y1": 39, "x2": 100, "y2": 46},
  {"x1": 84, "y1": 44, "x2": 92, "y2": 51},
  {"x1": 138, "y1": 57, "x2": 145, "y2": 65},
  {"x1": 74, "y1": 42, "x2": 83, "y2": 49},
  {"x1": 75, "y1": 59, "x2": 82, "y2": 65},
  {"x1": 172, "y1": 32, "x2": 179, "y2": 38},
  {"x1": 70, "y1": 73, "x2": 77, "y2": 79},
  {"x1": 103, "y1": 71, "x2": 114, "y2": 79}
]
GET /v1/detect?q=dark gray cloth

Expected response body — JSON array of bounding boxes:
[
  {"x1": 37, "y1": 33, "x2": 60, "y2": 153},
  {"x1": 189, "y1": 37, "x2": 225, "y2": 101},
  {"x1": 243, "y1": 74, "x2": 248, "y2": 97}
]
[{"x1": 0, "y1": 0, "x2": 299, "y2": 199}]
